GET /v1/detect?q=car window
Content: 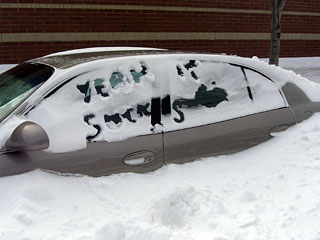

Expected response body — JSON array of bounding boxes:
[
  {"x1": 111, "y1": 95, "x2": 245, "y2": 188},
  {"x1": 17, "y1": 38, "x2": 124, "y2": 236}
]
[
  {"x1": 243, "y1": 68, "x2": 286, "y2": 110},
  {"x1": 0, "y1": 63, "x2": 54, "y2": 121},
  {"x1": 163, "y1": 59, "x2": 287, "y2": 132},
  {"x1": 25, "y1": 60, "x2": 159, "y2": 152}
]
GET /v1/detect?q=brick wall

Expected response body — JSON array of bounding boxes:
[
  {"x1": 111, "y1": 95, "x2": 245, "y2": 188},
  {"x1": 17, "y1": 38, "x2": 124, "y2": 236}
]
[{"x1": 0, "y1": 0, "x2": 320, "y2": 63}]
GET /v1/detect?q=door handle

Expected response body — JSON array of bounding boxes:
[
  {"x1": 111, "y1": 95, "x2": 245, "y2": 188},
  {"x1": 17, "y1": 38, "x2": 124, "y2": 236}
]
[{"x1": 123, "y1": 151, "x2": 155, "y2": 166}]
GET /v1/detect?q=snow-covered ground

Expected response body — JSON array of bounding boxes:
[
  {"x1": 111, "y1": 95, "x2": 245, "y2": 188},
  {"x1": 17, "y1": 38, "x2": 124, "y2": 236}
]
[{"x1": 0, "y1": 57, "x2": 320, "y2": 239}]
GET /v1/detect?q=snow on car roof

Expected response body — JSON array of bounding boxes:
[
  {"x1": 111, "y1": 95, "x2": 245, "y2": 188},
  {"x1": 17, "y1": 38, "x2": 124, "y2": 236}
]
[
  {"x1": 31, "y1": 47, "x2": 170, "y2": 69},
  {"x1": 43, "y1": 47, "x2": 166, "y2": 57}
]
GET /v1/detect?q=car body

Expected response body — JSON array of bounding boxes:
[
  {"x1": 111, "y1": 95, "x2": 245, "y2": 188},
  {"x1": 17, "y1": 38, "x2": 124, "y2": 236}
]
[{"x1": 0, "y1": 47, "x2": 320, "y2": 177}]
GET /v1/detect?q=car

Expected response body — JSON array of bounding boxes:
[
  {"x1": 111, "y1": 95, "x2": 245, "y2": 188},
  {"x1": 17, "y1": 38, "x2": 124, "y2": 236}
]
[{"x1": 0, "y1": 47, "x2": 320, "y2": 177}]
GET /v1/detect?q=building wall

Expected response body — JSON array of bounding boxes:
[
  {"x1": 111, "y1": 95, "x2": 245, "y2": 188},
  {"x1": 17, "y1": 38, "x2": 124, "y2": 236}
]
[{"x1": 0, "y1": 0, "x2": 320, "y2": 63}]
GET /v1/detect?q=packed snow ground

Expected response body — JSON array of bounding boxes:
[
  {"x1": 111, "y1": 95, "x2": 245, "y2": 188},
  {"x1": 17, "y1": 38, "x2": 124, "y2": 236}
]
[{"x1": 0, "y1": 57, "x2": 320, "y2": 239}]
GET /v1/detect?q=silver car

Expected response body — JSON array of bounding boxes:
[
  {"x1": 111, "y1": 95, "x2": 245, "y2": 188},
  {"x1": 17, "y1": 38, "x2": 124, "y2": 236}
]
[{"x1": 0, "y1": 47, "x2": 319, "y2": 177}]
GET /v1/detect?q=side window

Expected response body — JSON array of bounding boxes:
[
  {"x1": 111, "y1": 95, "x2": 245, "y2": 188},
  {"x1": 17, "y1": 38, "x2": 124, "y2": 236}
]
[
  {"x1": 164, "y1": 59, "x2": 287, "y2": 132},
  {"x1": 25, "y1": 60, "x2": 158, "y2": 153},
  {"x1": 243, "y1": 68, "x2": 286, "y2": 110},
  {"x1": 167, "y1": 60, "x2": 250, "y2": 128}
]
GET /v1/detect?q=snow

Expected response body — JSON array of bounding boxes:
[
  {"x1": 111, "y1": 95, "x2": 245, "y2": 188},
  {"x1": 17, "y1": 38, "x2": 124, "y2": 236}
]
[
  {"x1": 0, "y1": 57, "x2": 320, "y2": 239},
  {"x1": 44, "y1": 47, "x2": 165, "y2": 57},
  {"x1": 27, "y1": 58, "x2": 160, "y2": 152},
  {"x1": 0, "y1": 64, "x2": 16, "y2": 73}
]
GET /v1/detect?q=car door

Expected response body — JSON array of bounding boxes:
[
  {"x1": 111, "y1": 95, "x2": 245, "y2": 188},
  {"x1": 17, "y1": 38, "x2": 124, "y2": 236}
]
[
  {"x1": 162, "y1": 58, "x2": 296, "y2": 164},
  {"x1": 0, "y1": 59, "x2": 164, "y2": 177}
]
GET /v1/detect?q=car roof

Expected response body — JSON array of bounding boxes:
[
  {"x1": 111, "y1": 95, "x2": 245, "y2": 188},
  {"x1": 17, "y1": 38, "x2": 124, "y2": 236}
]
[{"x1": 29, "y1": 47, "x2": 180, "y2": 69}]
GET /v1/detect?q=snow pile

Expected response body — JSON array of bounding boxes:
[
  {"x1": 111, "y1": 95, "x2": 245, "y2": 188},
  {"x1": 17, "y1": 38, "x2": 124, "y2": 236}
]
[{"x1": 1, "y1": 112, "x2": 320, "y2": 239}]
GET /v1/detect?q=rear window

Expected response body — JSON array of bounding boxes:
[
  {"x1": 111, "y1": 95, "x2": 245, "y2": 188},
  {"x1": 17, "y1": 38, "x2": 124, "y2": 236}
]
[{"x1": 0, "y1": 63, "x2": 54, "y2": 121}]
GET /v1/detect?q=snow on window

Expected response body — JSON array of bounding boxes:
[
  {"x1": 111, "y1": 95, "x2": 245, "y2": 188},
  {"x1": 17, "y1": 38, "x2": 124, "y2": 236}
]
[
  {"x1": 94, "y1": 78, "x2": 109, "y2": 97},
  {"x1": 244, "y1": 69, "x2": 286, "y2": 110},
  {"x1": 110, "y1": 62, "x2": 148, "y2": 88},
  {"x1": 172, "y1": 84, "x2": 228, "y2": 123},
  {"x1": 103, "y1": 102, "x2": 151, "y2": 130},
  {"x1": 110, "y1": 72, "x2": 125, "y2": 88},
  {"x1": 130, "y1": 64, "x2": 147, "y2": 83},
  {"x1": 176, "y1": 60, "x2": 199, "y2": 80},
  {"x1": 77, "y1": 81, "x2": 92, "y2": 103},
  {"x1": 163, "y1": 60, "x2": 286, "y2": 132},
  {"x1": 26, "y1": 60, "x2": 156, "y2": 153},
  {"x1": 22, "y1": 55, "x2": 288, "y2": 153}
]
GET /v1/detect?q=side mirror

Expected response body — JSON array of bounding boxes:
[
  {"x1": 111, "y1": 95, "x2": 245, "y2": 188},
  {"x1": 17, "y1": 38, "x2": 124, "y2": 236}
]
[{"x1": 6, "y1": 121, "x2": 49, "y2": 151}]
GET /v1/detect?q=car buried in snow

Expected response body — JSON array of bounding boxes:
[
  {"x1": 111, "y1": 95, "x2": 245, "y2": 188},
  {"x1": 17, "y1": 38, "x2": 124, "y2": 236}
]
[{"x1": 0, "y1": 47, "x2": 320, "y2": 177}]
